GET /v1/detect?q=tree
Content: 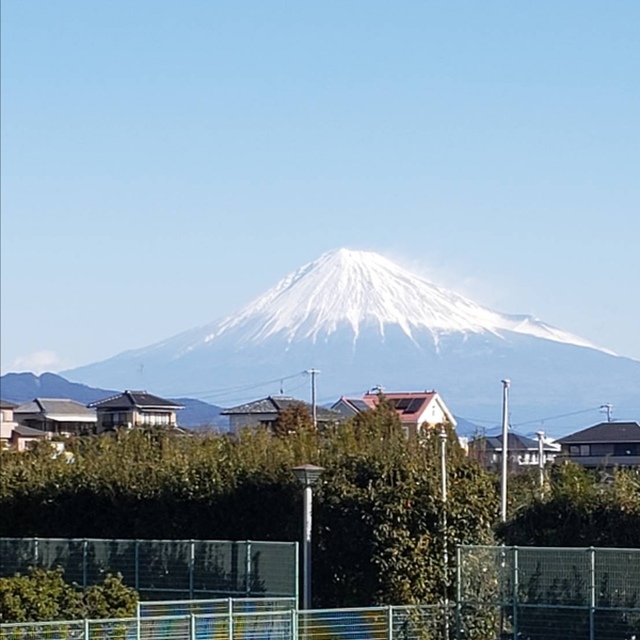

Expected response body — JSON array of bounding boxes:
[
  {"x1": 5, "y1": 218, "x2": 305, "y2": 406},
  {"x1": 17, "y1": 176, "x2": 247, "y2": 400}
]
[{"x1": 272, "y1": 402, "x2": 315, "y2": 437}]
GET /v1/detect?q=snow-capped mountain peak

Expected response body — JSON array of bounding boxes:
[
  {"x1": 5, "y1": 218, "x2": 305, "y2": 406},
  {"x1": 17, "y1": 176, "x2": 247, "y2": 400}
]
[{"x1": 193, "y1": 248, "x2": 610, "y2": 353}]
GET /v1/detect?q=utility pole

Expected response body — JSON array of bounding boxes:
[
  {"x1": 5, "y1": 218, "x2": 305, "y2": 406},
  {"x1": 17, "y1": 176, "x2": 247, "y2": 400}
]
[
  {"x1": 306, "y1": 369, "x2": 320, "y2": 429},
  {"x1": 500, "y1": 379, "x2": 511, "y2": 523},
  {"x1": 536, "y1": 431, "x2": 545, "y2": 497},
  {"x1": 439, "y1": 427, "x2": 449, "y2": 636}
]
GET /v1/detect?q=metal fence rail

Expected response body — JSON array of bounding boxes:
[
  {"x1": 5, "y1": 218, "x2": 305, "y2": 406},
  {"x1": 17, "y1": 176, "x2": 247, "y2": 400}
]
[
  {"x1": 137, "y1": 597, "x2": 297, "y2": 618},
  {"x1": 0, "y1": 605, "x2": 452, "y2": 640},
  {"x1": 0, "y1": 538, "x2": 298, "y2": 600}
]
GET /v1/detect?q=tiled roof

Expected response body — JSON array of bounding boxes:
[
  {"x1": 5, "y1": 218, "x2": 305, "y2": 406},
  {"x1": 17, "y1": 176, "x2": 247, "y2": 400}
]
[
  {"x1": 13, "y1": 424, "x2": 47, "y2": 438},
  {"x1": 345, "y1": 398, "x2": 372, "y2": 412},
  {"x1": 14, "y1": 399, "x2": 97, "y2": 421},
  {"x1": 222, "y1": 396, "x2": 339, "y2": 420},
  {"x1": 90, "y1": 391, "x2": 184, "y2": 410},
  {"x1": 558, "y1": 422, "x2": 640, "y2": 445}
]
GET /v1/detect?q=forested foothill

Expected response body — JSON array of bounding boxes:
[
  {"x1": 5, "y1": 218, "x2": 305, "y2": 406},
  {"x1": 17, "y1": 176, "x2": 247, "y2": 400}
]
[{"x1": 1, "y1": 399, "x2": 638, "y2": 609}]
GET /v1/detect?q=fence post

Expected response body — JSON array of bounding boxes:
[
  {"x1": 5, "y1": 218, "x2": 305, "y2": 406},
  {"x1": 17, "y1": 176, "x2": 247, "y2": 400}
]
[
  {"x1": 84, "y1": 618, "x2": 89, "y2": 640},
  {"x1": 83, "y1": 539, "x2": 88, "y2": 589},
  {"x1": 246, "y1": 541, "x2": 252, "y2": 596},
  {"x1": 387, "y1": 605, "x2": 393, "y2": 640},
  {"x1": 291, "y1": 608, "x2": 298, "y2": 640},
  {"x1": 589, "y1": 547, "x2": 595, "y2": 640},
  {"x1": 34, "y1": 537, "x2": 39, "y2": 566},
  {"x1": 513, "y1": 547, "x2": 519, "y2": 640},
  {"x1": 135, "y1": 539, "x2": 140, "y2": 592},
  {"x1": 190, "y1": 613, "x2": 196, "y2": 640},
  {"x1": 228, "y1": 597, "x2": 234, "y2": 640},
  {"x1": 189, "y1": 540, "x2": 195, "y2": 599}
]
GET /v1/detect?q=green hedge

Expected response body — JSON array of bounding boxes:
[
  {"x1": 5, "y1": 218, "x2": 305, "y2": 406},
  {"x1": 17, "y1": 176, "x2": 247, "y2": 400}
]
[{"x1": 0, "y1": 568, "x2": 137, "y2": 623}]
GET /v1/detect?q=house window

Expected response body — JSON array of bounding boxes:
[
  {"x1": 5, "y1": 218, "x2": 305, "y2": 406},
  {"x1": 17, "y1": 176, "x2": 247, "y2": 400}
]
[
  {"x1": 591, "y1": 444, "x2": 614, "y2": 456},
  {"x1": 613, "y1": 443, "x2": 638, "y2": 456},
  {"x1": 569, "y1": 445, "x2": 590, "y2": 456}
]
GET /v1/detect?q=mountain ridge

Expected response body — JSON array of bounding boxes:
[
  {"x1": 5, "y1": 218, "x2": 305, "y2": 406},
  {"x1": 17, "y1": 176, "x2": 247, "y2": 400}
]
[{"x1": 60, "y1": 249, "x2": 640, "y2": 432}]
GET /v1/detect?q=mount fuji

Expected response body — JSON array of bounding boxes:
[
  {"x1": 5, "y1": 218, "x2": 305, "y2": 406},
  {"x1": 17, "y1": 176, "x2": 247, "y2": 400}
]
[{"x1": 63, "y1": 249, "x2": 640, "y2": 433}]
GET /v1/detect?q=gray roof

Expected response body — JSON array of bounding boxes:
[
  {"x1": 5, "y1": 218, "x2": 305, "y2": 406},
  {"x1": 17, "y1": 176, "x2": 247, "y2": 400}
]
[
  {"x1": 558, "y1": 422, "x2": 640, "y2": 445},
  {"x1": 90, "y1": 390, "x2": 184, "y2": 411},
  {"x1": 13, "y1": 424, "x2": 47, "y2": 438},
  {"x1": 222, "y1": 396, "x2": 340, "y2": 420},
  {"x1": 472, "y1": 432, "x2": 556, "y2": 452},
  {"x1": 332, "y1": 398, "x2": 371, "y2": 413},
  {"x1": 14, "y1": 398, "x2": 97, "y2": 422},
  {"x1": 0, "y1": 399, "x2": 18, "y2": 409}
]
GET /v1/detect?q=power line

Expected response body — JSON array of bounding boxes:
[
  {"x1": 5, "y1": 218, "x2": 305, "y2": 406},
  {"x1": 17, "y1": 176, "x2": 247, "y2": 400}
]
[
  {"x1": 170, "y1": 371, "x2": 306, "y2": 401},
  {"x1": 512, "y1": 406, "x2": 600, "y2": 428}
]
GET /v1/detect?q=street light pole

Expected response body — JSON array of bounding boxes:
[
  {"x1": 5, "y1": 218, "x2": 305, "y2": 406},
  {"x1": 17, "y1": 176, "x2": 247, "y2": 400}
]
[
  {"x1": 500, "y1": 379, "x2": 510, "y2": 523},
  {"x1": 292, "y1": 464, "x2": 324, "y2": 610}
]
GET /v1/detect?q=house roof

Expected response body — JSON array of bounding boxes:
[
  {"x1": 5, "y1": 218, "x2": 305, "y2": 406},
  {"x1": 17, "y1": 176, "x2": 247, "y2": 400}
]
[
  {"x1": 0, "y1": 399, "x2": 18, "y2": 409},
  {"x1": 558, "y1": 422, "x2": 640, "y2": 445},
  {"x1": 472, "y1": 432, "x2": 559, "y2": 452},
  {"x1": 14, "y1": 399, "x2": 97, "y2": 422},
  {"x1": 89, "y1": 390, "x2": 184, "y2": 411},
  {"x1": 362, "y1": 390, "x2": 456, "y2": 425},
  {"x1": 221, "y1": 396, "x2": 339, "y2": 420},
  {"x1": 13, "y1": 424, "x2": 48, "y2": 438},
  {"x1": 333, "y1": 397, "x2": 373, "y2": 413}
]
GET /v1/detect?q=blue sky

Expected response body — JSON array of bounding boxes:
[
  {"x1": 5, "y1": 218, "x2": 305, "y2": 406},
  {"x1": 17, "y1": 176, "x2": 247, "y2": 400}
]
[{"x1": 2, "y1": 0, "x2": 639, "y2": 375}]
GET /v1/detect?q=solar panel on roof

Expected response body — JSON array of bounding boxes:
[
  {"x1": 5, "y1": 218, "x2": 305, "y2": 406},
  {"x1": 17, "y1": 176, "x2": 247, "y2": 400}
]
[
  {"x1": 405, "y1": 398, "x2": 424, "y2": 414},
  {"x1": 394, "y1": 398, "x2": 412, "y2": 411}
]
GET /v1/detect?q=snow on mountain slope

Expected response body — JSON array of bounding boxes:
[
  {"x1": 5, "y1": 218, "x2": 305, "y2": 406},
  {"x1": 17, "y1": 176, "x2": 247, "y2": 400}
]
[{"x1": 181, "y1": 248, "x2": 611, "y2": 354}]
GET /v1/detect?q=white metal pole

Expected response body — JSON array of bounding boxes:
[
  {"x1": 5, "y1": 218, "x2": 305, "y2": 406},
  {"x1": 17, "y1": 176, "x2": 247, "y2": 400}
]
[
  {"x1": 439, "y1": 429, "x2": 449, "y2": 635},
  {"x1": 500, "y1": 379, "x2": 510, "y2": 523},
  {"x1": 306, "y1": 369, "x2": 320, "y2": 429},
  {"x1": 302, "y1": 484, "x2": 313, "y2": 609},
  {"x1": 536, "y1": 431, "x2": 545, "y2": 497}
]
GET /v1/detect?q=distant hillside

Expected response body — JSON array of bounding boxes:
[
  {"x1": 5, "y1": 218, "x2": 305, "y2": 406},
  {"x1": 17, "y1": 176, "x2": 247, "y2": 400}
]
[{"x1": 0, "y1": 372, "x2": 226, "y2": 429}]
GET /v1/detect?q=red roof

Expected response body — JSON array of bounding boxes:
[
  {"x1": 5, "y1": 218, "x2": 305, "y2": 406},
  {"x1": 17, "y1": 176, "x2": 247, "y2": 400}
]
[{"x1": 362, "y1": 391, "x2": 438, "y2": 423}]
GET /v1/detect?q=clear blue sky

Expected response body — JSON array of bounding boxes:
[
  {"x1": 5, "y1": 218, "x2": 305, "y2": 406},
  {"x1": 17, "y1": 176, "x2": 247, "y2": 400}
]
[{"x1": 2, "y1": 0, "x2": 639, "y2": 374}]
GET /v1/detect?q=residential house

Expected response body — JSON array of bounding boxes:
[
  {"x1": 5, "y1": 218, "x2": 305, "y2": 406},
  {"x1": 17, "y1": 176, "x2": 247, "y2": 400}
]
[
  {"x1": 13, "y1": 398, "x2": 97, "y2": 436},
  {"x1": 1, "y1": 399, "x2": 19, "y2": 448},
  {"x1": 10, "y1": 424, "x2": 49, "y2": 452},
  {"x1": 332, "y1": 390, "x2": 457, "y2": 438},
  {"x1": 222, "y1": 395, "x2": 340, "y2": 434},
  {"x1": 89, "y1": 390, "x2": 184, "y2": 434},
  {"x1": 468, "y1": 432, "x2": 560, "y2": 471},
  {"x1": 557, "y1": 421, "x2": 640, "y2": 468}
]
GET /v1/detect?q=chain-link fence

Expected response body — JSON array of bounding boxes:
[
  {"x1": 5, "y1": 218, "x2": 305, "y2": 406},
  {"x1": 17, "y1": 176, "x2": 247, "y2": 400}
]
[
  {"x1": 0, "y1": 538, "x2": 298, "y2": 600},
  {"x1": 457, "y1": 545, "x2": 640, "y2": 640}
]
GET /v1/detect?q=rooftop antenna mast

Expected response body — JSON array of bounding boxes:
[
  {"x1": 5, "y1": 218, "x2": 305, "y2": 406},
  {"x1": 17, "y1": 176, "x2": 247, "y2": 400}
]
[{"x1": 600, "y1": 403, "x2": 613, "y2": 422}]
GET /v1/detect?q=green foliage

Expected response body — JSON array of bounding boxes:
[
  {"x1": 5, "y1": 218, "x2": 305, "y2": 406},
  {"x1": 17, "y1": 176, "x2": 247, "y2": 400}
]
[
  {"x1": 0, "y1": 568, "x2": 137, "y2": 623},
  {"x1": 500, "y1": 463, "x2": 640, "y2": 547},
  {"x1": 0, "y1": 406, "x2": 499, "y2": 608}
]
